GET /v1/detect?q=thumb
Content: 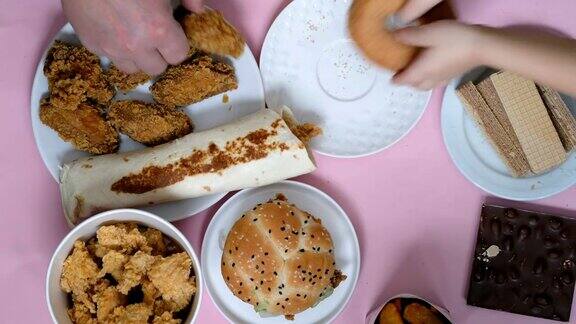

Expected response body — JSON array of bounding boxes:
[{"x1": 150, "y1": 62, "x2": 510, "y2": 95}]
[{"x1": 182, "y1": 0, "x2": 205, "y2": 13}]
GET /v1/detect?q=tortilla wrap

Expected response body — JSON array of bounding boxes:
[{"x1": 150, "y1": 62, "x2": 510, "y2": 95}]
[{"x1": 60, "y1": 107, "x2": 317, "y2": 225}]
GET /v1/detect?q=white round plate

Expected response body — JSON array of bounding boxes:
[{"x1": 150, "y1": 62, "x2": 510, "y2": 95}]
[
  {"x1": 201, "y1": 180, "x2": 360, "y2": 323},
  {"x1": 260, "y1": 0, "x2": 431, "y2": 158},
  {"x1": 31, "y1": 23, "x2": 265, "y2": 221},
  {"x1": 441, "y1": 70, "x2": 576, "y2": 201}
]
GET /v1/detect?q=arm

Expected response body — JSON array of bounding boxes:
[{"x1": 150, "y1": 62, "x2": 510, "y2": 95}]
[{"x1": 61, "y1": 0, "x2": 203, "y2": 75}]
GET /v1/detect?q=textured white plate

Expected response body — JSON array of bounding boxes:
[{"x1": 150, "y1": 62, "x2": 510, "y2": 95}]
[
  {"x1": 31, "y1": 23, "x2": 265, "y2": 221},
  {"x1": 441, "y1": 70, "x2": 576, "y2": 201},
  {"x1": 260, "y1": 0, "x2": 431, "y2": 158},
  {"x1": 202, "y1": 180, "x2": 360, "y2": 323}
]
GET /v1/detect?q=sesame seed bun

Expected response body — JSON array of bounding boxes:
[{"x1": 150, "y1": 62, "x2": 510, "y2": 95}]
[{"x1": 221, "y1": 195, "x2": 346, "y2": 319}]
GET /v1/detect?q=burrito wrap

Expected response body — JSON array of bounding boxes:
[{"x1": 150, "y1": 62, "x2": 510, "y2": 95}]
[{"x1": 60, "y1": 107, "x2": 316, "y2": 225}]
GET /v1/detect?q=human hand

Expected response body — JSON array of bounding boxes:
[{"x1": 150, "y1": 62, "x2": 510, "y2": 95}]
[
  {"x1": 392, "y1": 21, "x2": 484, "y2": 90},
  {"x1": 396, "y1": 0, "x2": 443, "y2": 23},
  {"x1": 62, "y1": 0, "x2": 204, "y2": 75}
]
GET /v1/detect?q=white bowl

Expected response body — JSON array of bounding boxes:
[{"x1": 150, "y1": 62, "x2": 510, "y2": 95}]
[{"x1": 46, "y1": 209, "x2": 203, "y2": 323}]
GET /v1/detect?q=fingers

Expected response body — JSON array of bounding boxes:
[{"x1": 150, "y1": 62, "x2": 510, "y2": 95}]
[
  {"x1": 182, "y1": 0, "x2": 205, "y2": 13},
  {"x1": 133, "y1": 49, "x2": 168, "y2": 75},
  {"x1": 112, "y1": 58, "x2": 139, "y2": 74},
  {"x1": 393, "y1": 21, "x2": 450, "y2": 47},
  {"x1": 156, "y1": 20, "x2": 190, "y2": 65},
  {"x1": 392, "y1": 51, "x2": 442, "y2": 90},
  {"x1": 396, "y1": 0, "x2": 442, "y2": 23}
]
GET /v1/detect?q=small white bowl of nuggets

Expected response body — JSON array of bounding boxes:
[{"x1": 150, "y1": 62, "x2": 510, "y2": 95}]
[{"x1": 46, "y1": 209, "x2": 202, "y2": 323}]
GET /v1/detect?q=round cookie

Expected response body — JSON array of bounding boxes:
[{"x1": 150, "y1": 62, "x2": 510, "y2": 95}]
[{"x1": 348, "y1": 0, "x2": 417, "y2": 71}]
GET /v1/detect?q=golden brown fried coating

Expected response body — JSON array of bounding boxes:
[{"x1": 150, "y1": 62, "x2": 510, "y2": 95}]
[
  {"x1": 67, "y1": 300, "x2": 96, "y2": 324},
  {"x1": 39, "y1": 99, "x2": 119, "y2": 154},
  {"x1": 143, "y1": 228, "x2": 167, "y2": 256},
  {"x1": 150, "y1": 55, "x2": 237, "y2": 107},
  {"x1": 60, "y1": 241, "x2": 99, "y2": 313},
  {"x1": 44, "y1": 40, "x2": 114, "y2": 108},
  {"x1": 107, "y1": 303, "x2": 153, "y2": 324},
  {"x1": 106, "y1": 64, "x2": 151, "y2": 92},
  {"x1": 99, "y1": 250, "x2": 128, "y2": 280},
  {"x1": 378, "y1": 303, "x2": 404, "y2": 324},
  {"x1": 96, "y1": 224, "x2": 150, "y2": 255},
  {"x1": 116, "y1": 251, "x2": 156, "y2": 294},
  {"x1": 108, "y1": 100, "x2": 193, "y2": 146},
  {"x1": 403, "y1": 303, "x2": 443, "y2": 324},
  {"x1": 94, "y1": 285, "x2": 126, "y2": 322},
  {"x1": 153, "y1": 312, "x2": 182, "y2": 324},
  {"x1": 148, "y1": 252, "x2": 197, "y2": 312},
  {"x1": 182, "y1": 9, "x2": 245, "y2": 58}
]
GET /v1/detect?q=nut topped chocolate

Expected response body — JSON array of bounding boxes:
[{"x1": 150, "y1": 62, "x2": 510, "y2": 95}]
[{"x1": 467, "y1": 205, "x2": 576, "y2": 321}]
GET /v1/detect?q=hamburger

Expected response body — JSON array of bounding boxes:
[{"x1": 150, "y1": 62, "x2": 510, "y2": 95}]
[{"x1": 221, "y1": 194, "x2": 346, "y2": 320}]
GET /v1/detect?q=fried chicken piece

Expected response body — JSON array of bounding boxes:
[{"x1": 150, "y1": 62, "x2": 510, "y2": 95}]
[
  {"x1": 67, "y1": 299, "x2": 97, "y2": 324},
  {"x1": 44, "y1": 40, "x2": 114, "y2": 108},
  {"x1": 182, "y1": 9, "x2": 245, "y2": 58},
  {"x1": 107, "y1": 303, "x2": 152, "y2": 324},
  {"x1": 117, "y1": 251, "x2": 156, "y2": 294},
  {"x1": 378, "y1": 303, "x2": 404, "y2": 324},
  {"x1": 107, "y1": 64, "x2": 151, "y2": 92},
  {"x1": 96, "y1": 224, "x2": 150, "y2": 255},
  {"x1": 403, "y1": 303, "x2": 443, "y2": 324},
  {"x1": 61, "y1": 241, "x2": 99, "y2": 312},
  {"x1": 148, "y1": 252, "x2": 196, "y2": 311},
  {"x1": 99, "y1": 250, "x2": 129, "y2": 280},
  {"x1": 153, "y1": 312, "x2": 182, "y2": 324},
  {"x1": 150, "y1": 55, "x2": 237, "y2": 107},
  {"x1": 142, "y1": 228, "x2": 167, "y2": 256},
  {"x1": 108, "y1": 100, "x2": 193, "y2": 146},
  {"x1": 142, "y1": 279, "x2": 161, "y2": 306},
  {"x1": 39, "y1": 99, "x2": 119, "y2": 154},
  {"x1": 93, "y1": 285, "x2": 126, "y2": 322}
]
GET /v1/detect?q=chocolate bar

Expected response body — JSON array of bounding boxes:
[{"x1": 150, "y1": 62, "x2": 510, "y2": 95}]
[{"x1": 467, "y1": 205, "x2": 576, "y2": 321}]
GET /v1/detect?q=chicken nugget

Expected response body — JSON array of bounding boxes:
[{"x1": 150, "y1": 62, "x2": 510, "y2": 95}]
[
  {"x1": 108, "y1": 100, "x2": 192, "y2": 146},
  {"x1": 117, "y1": 251, "x2": 156, "y2": 294},
  {"x1": 39, "y1": 99, "x2": 119, "y2": 154},
  {"x1": 108, "y1": 303, "x2": 153, "y2": 324},
  {"x1": 93, "y1": 285, "x2": 126, "y2": 322},
  {"x1": 61, "y1": 241, "x2": 99, "y2": 312},
  {"x1": 182, "y1": 9, "x2": 245, "y2": 58},
  {"x1": 142, "y1": 228, "x2": 167, "y2": 256},
  {"x1": 99, "y1": 250, "x2": 129, "y2": 281},
  {"x1": 150, "y1": 55, "x2": 237, "y2": 107},
  {"x1": 378, "y1": 302, "x2": 403, "y2": 324},
  {"x1": 148, "y1": 252, "x2": 196, "y2": 311},
  {"x1": 403, "y1": 303, "x2": 443, "y2": 324},
  {"x1": 106, "y1": 64, "x2": 151, "y2": 92},
  {"x1": 96, "y1": 224, "x2": 149, "y2": 254}
]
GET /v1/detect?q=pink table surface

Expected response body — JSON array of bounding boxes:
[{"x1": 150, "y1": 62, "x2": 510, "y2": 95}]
[{"x1": 1, "y1": 0, "x2": 576, "y2": 323}]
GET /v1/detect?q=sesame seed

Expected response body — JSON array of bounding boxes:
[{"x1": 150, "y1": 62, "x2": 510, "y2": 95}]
[
  {"x1": 274, "y1": 271, "x2": 278, "y2": 276},
  {"x1": 304, "y1": 220, "x2": 308, "y2": 224},
  {"x1": 261, "y1": 270, "x2": 264, "y2": 274},
  {"x1": 256, "y1": 265, "x2": 259, "y2": 269},
  {"x1": 268, "y1": 287, "x2": 271, "y2": 291},
  {"x1": 304, "y1": 294, "x2": 307, "y2": 298},
  {"x1": 311, "y1": 234, "x2": 315, "y2": 238},
  {"x1": 313, "y1": 275, "x2": 317, "y2": 278},
  {"x1": 251, "y1": 254, "x2": 254, "y2": 259},
  {"x1": 264, "y1": 252, "x2": 269, "y2": 255},
  {"x1": 256, "y1": 302, "x2": 259, "y2": 305},
  {"x1": 299, "y1": 249, "x2": 305, "y2": 252},
  {"x1": 279, "y1": 291, "x2": 283, "y2": 295},
  {"x1": 253, "y1": 207, "x2": 257, "y2": 211},
  {"x1": 285, "y1": 298, "x2": 289, "y2": 301},
  {"x1": 277, "y1": 302, "x2": 280, "y2": 305},
  {"x1": 280, "y1": 227, "x2": 285, "y2": 231},
  {"x1": 268, "y1": 229, "x2": 272, "y2": 234},
  {"x1": 301, "y1": 270, "x2": 306, "y2": 274},
  {"x1": 240, "y1": 282, "x2": 243, "y2": 286},
  {"x1": 255, "y1": 287, "x2": 258, "y2": 290},
  {"x1": 302, "y1": 278, "x2": 305, "y2": 281},
  {"x1": 261, "y1": 261, "x2": 265, "y2": 265},
  {"x1": 226, "y1": 276, "x2": 230, "y2": 280},
  {"x1": 317, "y1": 269, "x2": 321, "y2": 272},
  {"x1": 329, "y1": 249, "x2": 332, "y2": 253},
  {"x1": 308, "y1": 272, "x2": 312, "y2": 275},
  {"x1": 290, "y1": 211, "x2": 294, "y2": 215},
  {"x1": 260, "y1": 280, "x2": 263, "y2": 284},
  {"x1": 282, "y1": 305, "x2": 285, "y2": 309},
  {"x1": 253, "y1": 218, "x2": 257, "y2": 222},
  {"x1": 319, "y1": 276, "x2": 322, "y2": 280},
  {"x1": 284, "y1": 237, "x2": 289, "y2": 240},
  {"x1": 248, "y1": 298, "x2": 251, "y2": 302},
  {"x1": 222, "y1": 262, "x2": 225, "y2": 266},
  {"x1": 238, "y1": 291, "x2": 242, "y2": 294},
  {"x1": 235, "y1": 246, "x2": 238, "y2": 250},
  {"x1": 298, "y1": 265, "x2": 301, "y2": 269},
  {"x1": 297, "y1": 294, "x2": 301, "y2": 297},
  {"x1": 228, "y1": 250, "x2": 232, "y2": 254},
  {"x1": 292, "y1": 231, "x2": 298, "y2": 235},
  {"x1": 312, "y1": 282, "x2": 316, "y2": 285},
  {"x1": 250, "y1": 278, "x2": 254, "y2": 281},
  {"x1": 232, "y1": 263, "x2": 235, "y2": 267}
]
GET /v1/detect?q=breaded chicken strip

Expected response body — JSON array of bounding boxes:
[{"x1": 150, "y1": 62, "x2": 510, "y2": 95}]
[
  {"x1": 182, "y1": 9, "x2": 245, "y2": 58},
  {"x1": 44, "y1": 40, "x2": 114, "y2": 109},
  {"x1": 106, "y1": 64, "x2": 151, "y2": 92},
  {"x1": 60, "y1": 241, "x2": 99, "y2": 313},
  {"x1": 150, "y1": 55, "x2": 237, "y2": 107},
  {"x1": 39, "y1": 99, "x2": 119, "y2": 154},
  {"x1": 108, "y1": 100, "x2": 193, "y2": 146}
]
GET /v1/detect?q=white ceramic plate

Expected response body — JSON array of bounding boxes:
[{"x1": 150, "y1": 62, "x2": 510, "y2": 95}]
[
  {"x1": 441, "y1": 69, "x2": 576, "y2": 201},
  {"x1": 260, "y1": 0, "x2": 431, "y2": 158},
  {"x1": 201, "y1": 180, "x2": 360, "y2": 323},
  {"x1": 31, "y1": 23, "x2": 265, "y2": 221}
]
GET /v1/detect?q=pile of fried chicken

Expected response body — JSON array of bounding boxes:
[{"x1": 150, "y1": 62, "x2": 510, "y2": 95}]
[{"x1": 40, "y1": 9, "x2": 245, "y2": 154}]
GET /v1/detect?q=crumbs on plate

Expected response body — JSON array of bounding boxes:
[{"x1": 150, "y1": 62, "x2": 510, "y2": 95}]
[{"x1": 60, "y1": 223, "x2": 196, "y2": 323}]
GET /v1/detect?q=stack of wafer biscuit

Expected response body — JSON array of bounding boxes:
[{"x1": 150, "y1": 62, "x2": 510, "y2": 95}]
[{"x1": 457, "y1": 71, "x2": 576, "y2": 177}]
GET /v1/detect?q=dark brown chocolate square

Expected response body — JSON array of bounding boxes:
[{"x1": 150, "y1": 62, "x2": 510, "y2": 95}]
[{"x1": 467, "y1": 205, "x2": 576, "y2": 321}]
